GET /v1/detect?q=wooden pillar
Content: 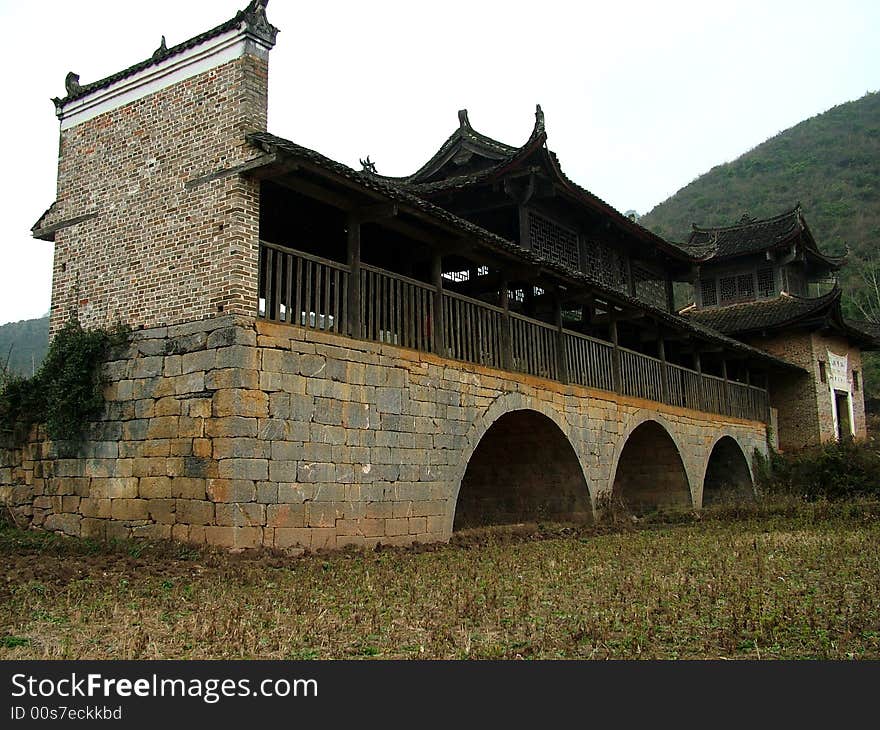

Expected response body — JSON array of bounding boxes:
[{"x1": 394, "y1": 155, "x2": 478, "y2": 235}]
[
  {"x1": 665, "y1": 276, "x2": 675, "y2": 313},
  {"x1": 346, "y1": 217, "x2": 361, "y2": 338},
  {"x1": 431, "y1": 253, "x2": 444, "y2": 356},
  {"x1": 658, "y1": 333, "x2": 669, "y2": 404},
  {"x1": 610, "y1": 314, "x2": 621, "y2": 394},
  {"x1": 554, "y1": 293, "x2": 569, "y2": 384},
  {"x1": 721, "y1": 357, "x2": 731, "y2": 415},
  {"x1": 500, "y1": 278, "x2": 513, "y2": 371}
]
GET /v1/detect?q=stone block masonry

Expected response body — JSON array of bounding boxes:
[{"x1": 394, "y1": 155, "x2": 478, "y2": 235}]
[{"x1": 0, "y1": 316, "x2": 768, "y2": 551}]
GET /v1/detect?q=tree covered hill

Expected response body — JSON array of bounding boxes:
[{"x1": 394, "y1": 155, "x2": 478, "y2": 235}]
[
  {"x1": 642, "y1": 91, "x2": 880, "y2": 275},
  {"x1": 0, "y1": 316, "x2": 49, "y2": 377}
]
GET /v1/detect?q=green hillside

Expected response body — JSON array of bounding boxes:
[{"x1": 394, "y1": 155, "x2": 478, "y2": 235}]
[
  {"x1": 642, "y1": 91, "x2": 880, "y2": 276},
  {"x1": 642, "y1": 91, "x2": 880, "y2": 400},
  {"x1": 0, "y1": 316, "x2": 49, "y2": 377}
]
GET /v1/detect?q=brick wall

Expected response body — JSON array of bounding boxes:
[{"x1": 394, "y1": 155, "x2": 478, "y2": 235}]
[
  {"x1": 45, "y1": 52, "x2": 268, "y2": 337},
  {"x1": 811, "y1": 333, "x2": 866, "y2": 441},
  {"x1": 749, "y1": 330, "x2": 867, "y2": 449},
  {"x1": 1, "y1": 317, "x2": 767, "y2": 551}
]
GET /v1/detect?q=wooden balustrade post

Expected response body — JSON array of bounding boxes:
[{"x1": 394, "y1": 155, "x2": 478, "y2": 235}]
[
  {"x1": 431, "y1": 253, "x2": 444, "y2": 356},
  {"x1": 658, "y1": 334, "x2": 670, "y2": 404},
  {"x1": 346, "y1": 217, "x2": 361, "y2": 339},
  {"x1": 500, "y1": 278, "x2": 513, "y2": 371},
  {"x1": 610, "y1": 315, "x2": 621, "y2": 394},
  {"x1": 693, "y1": 348, "x2": 704, "y2": 411},
  {"x1": 554, "y1": 293, "x2": 569, "y2": 384},
  {"x1": 721, "y1": 358, "x2": 731, "y2": 416}
]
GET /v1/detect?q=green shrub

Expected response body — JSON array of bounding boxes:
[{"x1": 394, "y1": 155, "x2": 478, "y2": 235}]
[
  {"x1": 759, "y1": 440, "x2": 880, "y2": 500},
  {"x1": 0, "y1": 320, "x2": 128, "y2": 443}
]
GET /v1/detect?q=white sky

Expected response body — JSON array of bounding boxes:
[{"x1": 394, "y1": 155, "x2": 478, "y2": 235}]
[{"x1": 0, "y1": 0, "x2": 878, "y2": 326}]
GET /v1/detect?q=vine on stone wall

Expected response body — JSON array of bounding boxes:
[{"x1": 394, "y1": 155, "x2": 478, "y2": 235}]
[{"x1": 0, "y1": 320, "x2": 128, "y2": 444}]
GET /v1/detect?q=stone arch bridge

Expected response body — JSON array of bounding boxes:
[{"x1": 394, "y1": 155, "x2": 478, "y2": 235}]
[{"x1": 2, "y1": 316, "x2": 766, "y2": 550}]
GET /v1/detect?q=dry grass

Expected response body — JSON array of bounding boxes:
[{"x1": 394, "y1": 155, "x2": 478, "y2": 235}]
[{"x1": 1, "y1": 502, "x2": 879, "y2": 660}]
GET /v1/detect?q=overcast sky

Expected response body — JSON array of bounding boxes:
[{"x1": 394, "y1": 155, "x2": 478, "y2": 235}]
[{"x1": 0, "y1": 0, "x2": 878, "y2": 326}]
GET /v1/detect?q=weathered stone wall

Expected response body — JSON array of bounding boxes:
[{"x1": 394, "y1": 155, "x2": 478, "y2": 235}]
[
  {"x1": 45, "y1": 52, "x2": 267, "y2": 337},
  {"x1": 453, "y1": 410, "x2": 592, "y2": 529},
  {"x1": 1, "y1": 317, "x2": 767, "y2": 551},
  {"x1": 611, "y1": 421, "x2": 692, "y2": 512}
]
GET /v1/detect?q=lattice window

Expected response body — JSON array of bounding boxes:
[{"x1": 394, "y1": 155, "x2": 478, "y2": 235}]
[
  {"x1": 528, "y1": 212, "x2": 579, "y2": 270},
  {"x1": 633, "y1": 265, "x2": 667, "y2": 310},
  {"x1": 701, "y1": 277, "x2": 717, "y2": 306},
  {"x1": 476, "y1": 265, "x2": 489, "y2": 276},
  {"x1": 737, "y1": 273, "x2": 755, "y2": 301},
  {"x1": 757, "y1": 267, "x2": 775, "y2": 298},
  {"x1": 719, "y1": 275, "x2": 737, "y2": 303},
  {"x1": 509, "y1": 289, "x2": 525, "y2": 303},
  {"x1": 583, "y1": 239, "x2": 628, "y2": 292}
]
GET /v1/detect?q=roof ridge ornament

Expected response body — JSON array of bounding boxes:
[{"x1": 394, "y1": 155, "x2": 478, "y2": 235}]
[
  {"x1": 458, "y1": 109, "x2": 471, "y2": 130},
  {"x1": 152, "y1": 36, "x2": 168, "y2": 61},
  {"x1": 535, "y1": 104, "x2": 545, "y2": 133},
  {"x1": 739, "y1": 213, "x2": 756, "y2": 225},
  {"x1": 64, "y1": 72, "x2": 81, "y2": 97},
  {"x1": 242, "y1": 0, "x2": 279, "y2": 45},
  {"x1": 359, "y1": 156, "x2": 377, "y2": 174}
]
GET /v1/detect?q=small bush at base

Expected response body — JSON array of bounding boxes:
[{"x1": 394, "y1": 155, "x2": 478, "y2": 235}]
[{"x1": 759, "y1": 440, "x2": 880, "y2": 501}]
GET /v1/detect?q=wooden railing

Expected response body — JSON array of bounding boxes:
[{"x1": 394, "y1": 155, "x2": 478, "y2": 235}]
[
  {"x1": 566, "y1": 331, "x2": 615, "y2": 392},
  {"x1": 258, "y1": 243, "x2": 770, "y2": 422},
  {"x1": 510, "y1": 312, "x2": 559, "y2": 381},
  {"x1": 259, "y1": 243, "x2": 348, "y2": 334},
  {"x1": 360, "y1": 264, "x2": 435, "y2": 351},
  {"x1": 619, "y1": 347, "x2": 664, "y2": 403},
  {"x1": 442, "y1": 291, "x2": 505, "y2": 368}
]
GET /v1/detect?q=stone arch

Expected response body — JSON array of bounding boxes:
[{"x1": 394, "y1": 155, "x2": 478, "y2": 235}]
[
  {"x1": 608, "y1": 412, "x2": 693, "y2": 515},
  {"x1": 449, "y1": 393, "x2": 592, "y2": 532},
  {"x1": 700, "y1": 434, "x2": 755, "y2": 507}
]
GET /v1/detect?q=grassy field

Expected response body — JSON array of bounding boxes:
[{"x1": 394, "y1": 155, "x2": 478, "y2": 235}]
[{"x1": 1, "y1": 502, "x2": 879, "y2": 660}]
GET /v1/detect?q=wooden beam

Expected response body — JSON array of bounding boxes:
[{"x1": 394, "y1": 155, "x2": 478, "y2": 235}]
[
  {"x1": 554, "y1": 292, "x2": 569, "y2": 384},
  {"x1": 658, "y1": 336, "x2": 669, "y2": 403},
  {"x1": 353, "y1": 203, "x2": 398, "y2": 224},
  {"x1": 346, "y1": 217, "x2": 362, "y2": 338},
  {"x1": 609, "y1": 315, "x2": 621, "y2": 394},
  {"x1": 431, "y1": 253, "x2": 445, "y2": 356},
  {"x1": 500, "y1": 277, "x2": 513, "y2": 371},
  {"x1": 275, "y1": 173, "x2": 357, "y2": 211},
  {"x1": 187, "y1": 153, "x2": 281, "y2": 189}
]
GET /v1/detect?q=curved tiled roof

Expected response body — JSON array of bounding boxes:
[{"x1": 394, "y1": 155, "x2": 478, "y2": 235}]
[
  {"x1": 688, "y1": 207, "x2": 802, "y2": 258},
  {"x1": 685, "y1": 206, "x2": 845, "y2": 269},
  {"x1": 682, "y1": 289, "x2": 841, "y2": 333},
  {"x1": 682, "y1": 289, "x2": 878, "y2": 348},
  {"x1": 367, "y1": 107, "x2": 535, "y2": 185},
  {"x1": 366, "y1": 109, "x2": 700, "y2": 265}
]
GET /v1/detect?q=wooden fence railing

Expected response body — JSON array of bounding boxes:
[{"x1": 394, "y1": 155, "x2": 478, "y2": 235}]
[
  {"x1": 360, "y1": 264, "x2": 435, "y2": 352},
  {"x1": 565, "y1": 331, "x2": 615, "y2": 392},
  {"x1": 442, "y1": 291, "x2": 505, "y2": 368},
  {"x1": 510, "y1": 312, "x2": 559, "y2": 381},
  {"x1": 259, "y1": 243, "x2": 770, "y2": 422}
]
